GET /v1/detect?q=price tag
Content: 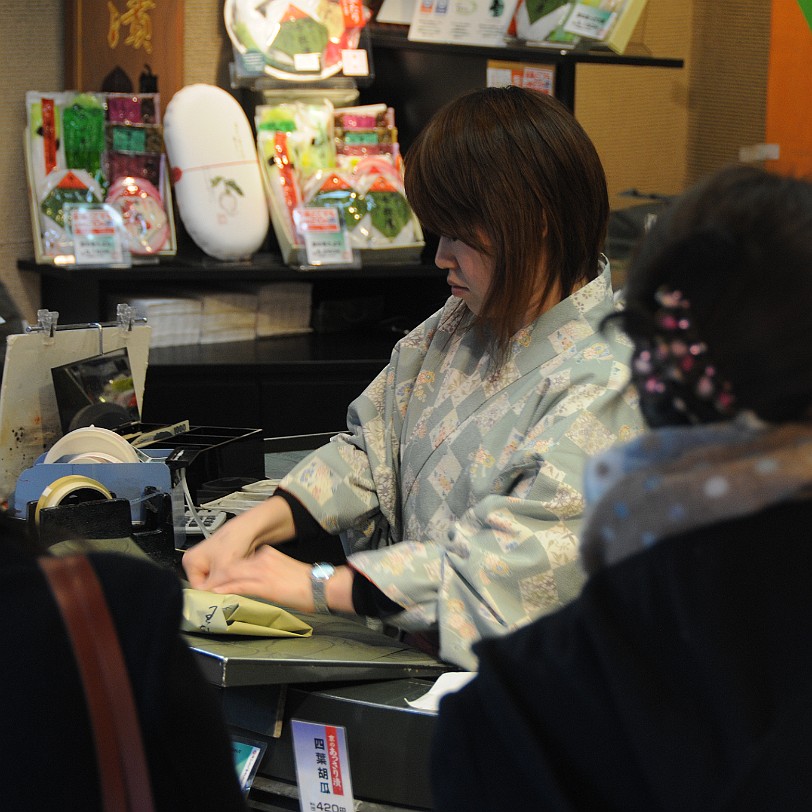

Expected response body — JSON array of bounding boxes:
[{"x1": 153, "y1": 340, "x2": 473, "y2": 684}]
[
  {"x1": 294, "y1": 207, "x2": 354, "y2": 266},
  {"x1": 294, "y1": 52, "x2": 322, "y2": 73},
  {"x1": 341, "y1": 49, "x2": 369, "y2": 77},
  {"x1": 66, "y1": 203, "x2": 130, "y2": 266},
  {"x1": 292, "y1": 719, "x2": 356, "y2": 812}
]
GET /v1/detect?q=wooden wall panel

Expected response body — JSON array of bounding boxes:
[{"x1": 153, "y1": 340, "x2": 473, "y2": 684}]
[
  {"x1": 686, "y1": 0, "x2": 771, "y2": 185},
  {"x1": 65, "y1": 0, "x2": 184, "y2": 115},
  {"x1": 575, "y1": 1, "x2": 691, "y2": 209}
]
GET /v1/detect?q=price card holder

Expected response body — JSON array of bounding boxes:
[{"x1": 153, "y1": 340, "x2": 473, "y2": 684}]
[
  {"x1": 64, "y1": 202, "x2": 131, "y2": 267},
  {"x1": 291, "y1": 719, "x2": 356, "y2": 812},
  {"x1": 293, "y1": 206, "x2": 360, "y2": 269}
]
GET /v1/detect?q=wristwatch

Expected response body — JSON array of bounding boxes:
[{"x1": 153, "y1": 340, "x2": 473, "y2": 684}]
[{"x1": 310, "y1": 562, "x2": 336, "y2": 614}]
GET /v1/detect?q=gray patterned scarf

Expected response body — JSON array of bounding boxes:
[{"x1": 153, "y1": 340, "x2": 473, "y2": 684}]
[{"x1": 580, "y1": 416, "x2": 812, "y2": 574}]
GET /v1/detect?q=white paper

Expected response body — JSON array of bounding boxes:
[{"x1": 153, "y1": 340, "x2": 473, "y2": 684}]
[
  {"x1": 408, "y1": 0, "x2": 519, "y2": 47},
  {"x1": 376, "y1": 0, "x2": 417, "y2": 24},
  {"x1": 405, "y1": 671, "x2": 477, "y2": 712}
]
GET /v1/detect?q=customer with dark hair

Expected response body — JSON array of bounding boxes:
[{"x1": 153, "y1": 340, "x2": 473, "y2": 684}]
[
  {"x1": 0, "y1": 512, "x2": 246, "y2": 810},
  {"x1": 431, "y1": 164, "x2": 812, "y2": 810},
  {"x1": 184, "y1": 86, "x2": 643, "y2": 670}
]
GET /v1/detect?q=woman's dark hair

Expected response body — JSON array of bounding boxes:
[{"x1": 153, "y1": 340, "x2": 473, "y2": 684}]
[
  {"x1": 404, "y1": 86, "x2": 609, "y2": 352},
  {"x1": 618, "y1": 164, "x2": 812, "y2": 422}
]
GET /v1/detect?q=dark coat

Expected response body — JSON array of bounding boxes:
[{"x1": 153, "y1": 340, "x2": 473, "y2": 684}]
[
  {"x1": 0, "y1": 542, "x2": 246, "y2": 811},
  {"x1": 431, "y1": 500, "x2": 812, "y2": 811}
]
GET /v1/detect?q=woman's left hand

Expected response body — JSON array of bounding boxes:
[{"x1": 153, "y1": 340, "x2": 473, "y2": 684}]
[{"x1": 200, "y1": 546, "x2": 356, "y2": 614}]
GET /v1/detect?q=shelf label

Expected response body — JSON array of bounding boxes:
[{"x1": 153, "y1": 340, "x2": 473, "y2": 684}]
[
  {"x1": 65, "y1": 203, "x2": 131, "y2": 267},
  {"x1": 407, "y1": 0, "x2": 519, "y2": 47},
  {"x1": 292, "y1": 719, "x2": 356, "y2": 812},
  {"x1": 294, "y1": 207, "x2": 354, "y2": 266},
  {"x1": 486, "y1": 60, "x2": 555, "y2": 94}
]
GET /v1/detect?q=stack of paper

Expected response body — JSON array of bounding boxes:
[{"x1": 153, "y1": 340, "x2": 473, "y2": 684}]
[
  {"x1": 198, "y1": 290, "x2": 258, "y2": 344},
  {"x1": 121, "y1": 296, "x2": 202, "y2": 348},
  {"x1": 255, "y1": 282, "x2": 313, "y2": 338}
]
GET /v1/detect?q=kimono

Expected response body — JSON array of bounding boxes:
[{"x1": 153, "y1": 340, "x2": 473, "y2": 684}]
[{"x1": 280, "y1": 263, "x2": 643, "y2": 668}]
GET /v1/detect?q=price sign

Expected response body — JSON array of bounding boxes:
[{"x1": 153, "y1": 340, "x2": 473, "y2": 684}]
[
  {"x1": 291, "y1": 719, "x2": 356, "y2": 812},
  {"x1": 66, "y1": 203, "x2": 130, "y2": 266}
]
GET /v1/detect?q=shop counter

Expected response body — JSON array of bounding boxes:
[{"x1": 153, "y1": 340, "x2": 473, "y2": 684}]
[{"x1": 187, "y1": 612, "x2": 454, "y2": 811}]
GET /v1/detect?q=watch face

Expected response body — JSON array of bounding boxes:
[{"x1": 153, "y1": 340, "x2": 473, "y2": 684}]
[{"x1": 312, "y1": 562, "x2": 335, "y2": 580}]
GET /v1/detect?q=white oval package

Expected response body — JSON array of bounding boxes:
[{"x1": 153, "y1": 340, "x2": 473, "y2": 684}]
[{"x1": 163, "y1": 84, "x2": 269, "y2": 260}]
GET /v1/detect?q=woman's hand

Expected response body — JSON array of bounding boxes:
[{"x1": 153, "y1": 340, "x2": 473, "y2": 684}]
[
  {"x1": 182, "y1": 494, "x2": 357, "y2": 613},
  {"x1": 200, "y1": 545, "x2": 315, "y2": 609},
  {"x1": 192, "y1": 545, "x2": 355, "y2": 614},
  {"x1": 182, "y1": 495, "x2": 296, "y2": 590}
]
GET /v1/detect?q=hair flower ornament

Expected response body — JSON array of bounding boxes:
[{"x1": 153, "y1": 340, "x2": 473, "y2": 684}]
[{"x1": 631, "y1": 285, "x2": 737, "y2": 425}]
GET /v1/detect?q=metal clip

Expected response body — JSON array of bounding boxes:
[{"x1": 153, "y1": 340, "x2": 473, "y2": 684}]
[
  {"x1": 88, "y1": 322, "x2": 104, "y2": 355},
  {"x1": 29, "y1": 309, "x2": 60, "y2": 344},
  {"x1": 117, "y1": 303, "x2": 137, "y2": 334}
]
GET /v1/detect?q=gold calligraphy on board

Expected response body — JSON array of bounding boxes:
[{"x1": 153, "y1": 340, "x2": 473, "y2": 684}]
[
  {"x1": 66, "y1": 0, "x2": 183, "y2": 116},
  {"x1": 107, "y1": 0, "x2": 157, "y2": 53}
]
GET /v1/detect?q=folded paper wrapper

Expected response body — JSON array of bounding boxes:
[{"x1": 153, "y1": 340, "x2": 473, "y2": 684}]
[
  {"x1": 181, "y1": 589, "x2": 313, "y2": 638},
  {"x1": 405, "y1": 671, "x2": 477, "y2": 712}
]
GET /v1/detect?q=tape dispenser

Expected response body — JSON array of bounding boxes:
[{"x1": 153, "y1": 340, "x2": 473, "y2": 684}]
[{"x1": 14, "y1": 426, "x2": 184, "y2": 561}]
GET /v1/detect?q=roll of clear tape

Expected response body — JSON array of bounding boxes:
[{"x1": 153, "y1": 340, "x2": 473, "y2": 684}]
[{"x1": 34, "y1": 475, "x2": 113, "y2": 525}]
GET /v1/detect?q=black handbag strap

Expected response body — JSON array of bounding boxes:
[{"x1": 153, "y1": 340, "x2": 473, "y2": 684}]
[{"x1": 40, "y1": 554, "x2": 155, "y2": 812}]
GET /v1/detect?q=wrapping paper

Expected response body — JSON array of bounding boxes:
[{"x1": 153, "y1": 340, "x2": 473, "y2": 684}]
[{"x1": 182, "y1": 589, "x2": 313, "y2": 637}]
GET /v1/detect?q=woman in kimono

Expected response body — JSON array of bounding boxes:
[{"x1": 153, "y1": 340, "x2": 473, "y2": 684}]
[
  {"x1": 431, "y1": 165, "x2": 812, "y2": 809},
  {"x1": 184, "y1": 86, "x2": 643, "y2": 669}
]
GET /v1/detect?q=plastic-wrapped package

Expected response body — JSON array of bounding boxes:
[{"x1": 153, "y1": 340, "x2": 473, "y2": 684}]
[
  {"x1": 163, "y1": 84, "x2": 269, "y2": 261},
  {"x1": 62, "y1": 93, "x2": 106, "y2": 178},
  {"x1": 38, "y1": 169, "x2": 105, "y2": 257},
  {"x1": 27, "y1": 92, "x2": 68, "y2": 196},
  {"x1": 303, "y1": 171, "x2": 367, "y2": 236},
  {"x1": 301, "y1": 166, "x2": 417, "y2": 248},
  {"x1": 106, "y1": 176, "x2": 170, "y2": 256},
  {"x1": 261, "y1": 100, "x2": 424, "y2": 263},
  {"x1": 225, "y1": 0, "x2": 370, "y2": 81},
  {"x1": 256, "y1": 100, "x2": 336, "y2": 236},
  {"x1": 255, "y1": 100, "x2": 335, "y2": 175},
  {"x1": 26, "y1": 90, "x2": 175, "y2": 262}
]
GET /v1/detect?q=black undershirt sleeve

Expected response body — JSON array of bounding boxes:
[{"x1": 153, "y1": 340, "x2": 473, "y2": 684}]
[{"x1": 274, "y1": 489, "x2": 404, "y2": 618}]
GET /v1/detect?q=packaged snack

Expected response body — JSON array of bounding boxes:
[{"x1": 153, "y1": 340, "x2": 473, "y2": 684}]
[
  {"x1": 62, "y1": 93, "x2": 106, "y2": 179},
  {"x1": 106, "y1": 176, "x2": 170, "y2": 255},
  {"x1": 106, "y1": 93, "x2": 160, "y2": 125},
  {"x1": 225, "y1": 0, "x2": 370, "y2": 81},
  {"x1": 38, "y1": 169, "x2": 105, "y2": 256},
  {"x1": 26, "y1": 92, "x2": 68, "y2": 194}
]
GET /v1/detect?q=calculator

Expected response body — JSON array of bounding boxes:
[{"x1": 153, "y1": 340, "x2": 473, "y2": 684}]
[{"x1": 183, "y1": 509, "x2": 228, "y2": 536}]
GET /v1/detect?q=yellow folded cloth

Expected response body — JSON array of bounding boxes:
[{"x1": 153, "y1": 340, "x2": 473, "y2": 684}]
[{"x1": 181, "y1": 589, "x2": 313, "y2": 637}]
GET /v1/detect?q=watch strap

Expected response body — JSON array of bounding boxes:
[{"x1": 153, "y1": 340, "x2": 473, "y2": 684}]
[{"x1": 310, "y1": 563, "x2": 334, "y2": 614}]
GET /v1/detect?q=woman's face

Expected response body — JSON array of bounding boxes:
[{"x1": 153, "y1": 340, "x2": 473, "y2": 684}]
[{"x1": 434, "y1": 236, "x2": 493, "y2": 316}]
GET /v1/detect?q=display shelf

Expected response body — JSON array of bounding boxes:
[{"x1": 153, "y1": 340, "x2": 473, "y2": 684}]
[
  {"x1": 366, "y1": 25, "x2": 683, "y2": 111},
  {"x1": 140, "y1": 332, "x2": 405, "y2": 437},
  {"x1": 21, "y1": 31, "x2": 683, "y2": 436},
  {"x1": 18, "y1": 253, "x2": 448, "y2": 436},
  {"x1": 18, "y1": 253, "x2": 444, "y2": 324}
]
